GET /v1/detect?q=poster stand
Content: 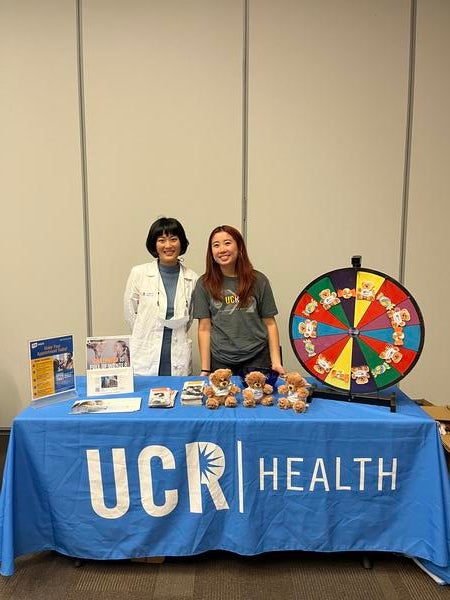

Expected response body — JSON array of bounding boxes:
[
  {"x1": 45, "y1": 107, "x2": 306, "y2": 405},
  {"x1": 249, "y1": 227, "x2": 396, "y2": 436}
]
[
  {"x1": 29, "y1": 334, "x2": 77, "y2": 409},
  {"x1": 31, "y1": 388, "x2": 78, "y2": 409}
]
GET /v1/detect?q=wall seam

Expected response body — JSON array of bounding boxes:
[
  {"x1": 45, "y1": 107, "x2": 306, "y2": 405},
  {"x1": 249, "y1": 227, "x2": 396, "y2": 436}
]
[
  {"x1": 399, "y1": 0, "x2": 417, "y2": 284},
  {"x1": 76, "y1": 0, "x2": 92, "y2": 336},
  {"x1": 241, "y1": 0, "x2": 249, "y2": 240}
]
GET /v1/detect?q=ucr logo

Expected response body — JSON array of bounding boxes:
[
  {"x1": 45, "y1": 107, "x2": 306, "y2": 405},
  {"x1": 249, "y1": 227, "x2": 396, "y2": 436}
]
[{"x1": 86, "y1": 442, "x2": 229, "y2": 519}]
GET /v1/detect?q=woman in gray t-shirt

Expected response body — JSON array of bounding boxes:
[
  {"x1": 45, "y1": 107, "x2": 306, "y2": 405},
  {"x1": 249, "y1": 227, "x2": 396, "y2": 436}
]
[{"x1": 193, "y1": 225, "x2": 285, "y2": 378}]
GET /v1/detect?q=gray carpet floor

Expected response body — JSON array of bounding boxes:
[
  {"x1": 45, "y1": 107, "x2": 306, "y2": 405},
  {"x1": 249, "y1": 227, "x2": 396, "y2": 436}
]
[{"x1": 1, "y1": 550, "x2": 450, "y2": 600}]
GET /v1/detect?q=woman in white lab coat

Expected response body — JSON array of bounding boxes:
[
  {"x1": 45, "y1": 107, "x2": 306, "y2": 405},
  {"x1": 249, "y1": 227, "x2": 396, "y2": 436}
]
[{"x1": 124, "y1": 217, "x2": 198, "y2": 376}]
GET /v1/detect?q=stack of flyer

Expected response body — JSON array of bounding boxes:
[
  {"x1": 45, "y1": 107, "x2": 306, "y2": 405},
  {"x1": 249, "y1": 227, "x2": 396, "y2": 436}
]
[
  {"x1": 148, "y1": 387, "x2": 177, "y2": 408},
  {"x1": 180, "y1": 380, "x2": 204, "y2": 406}
]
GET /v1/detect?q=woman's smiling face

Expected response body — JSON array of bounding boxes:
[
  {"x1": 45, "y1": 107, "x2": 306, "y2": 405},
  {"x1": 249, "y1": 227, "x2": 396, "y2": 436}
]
[
  {"x1": 211, "y1": 231, "x2": 239, "y2": 271},
  {"x1": 156, "y1": 233, "x2": 181, "y2": 266}
]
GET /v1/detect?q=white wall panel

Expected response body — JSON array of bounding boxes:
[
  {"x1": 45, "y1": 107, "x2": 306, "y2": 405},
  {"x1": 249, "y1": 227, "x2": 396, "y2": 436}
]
[
  {"x1": 2, "y1": 1, "x2": 450, "y2": 425},
  {"x1": 0, "y1": 0, "x2": 86, "y2": 425},
  {"x1": 247, "y1": 0, "x2": 411, "y2": 375},
  {"x1": 402, "y1": 0, "x2": 450, "y2": 402},
  {"x1": 82, "y1": 0, "x2": 243, "y2": 359}
]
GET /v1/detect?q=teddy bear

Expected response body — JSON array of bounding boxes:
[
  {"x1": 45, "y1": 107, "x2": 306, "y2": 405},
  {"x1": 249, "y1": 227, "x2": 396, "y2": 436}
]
[
  {"x1": 204, "y1": 368, "x2": 241, "y2": 409},
  {"x1": 350, "y1": 365, "x2": 370, "y2": 385},
  {"x1": 277, "y1": 372, "x2": 310, "y2": 413},
  {"x1": 379, "y1": 344, "x2": 403, "y2": 364},
  {"x1": 313, "y1": 353, "x2": 333, "y2": 375},
  {"x1": 298, "y1": 319, "x2": 317, "y2": 339},
  {"x1": 392, "y1": 327, "x2": 405, "y2": 346},
  {"x1": 387, "y1": 307, "x2": 411, "y2": 328},
  {"x1": 357, "y1": 281, "x2": 376, "y2": 302},
  {"x1": 242, "y1": 371, "x2": 274, "y2": 408},
  {"x1": 319, "y1": 288, "x2": 340, "y2": 310}
]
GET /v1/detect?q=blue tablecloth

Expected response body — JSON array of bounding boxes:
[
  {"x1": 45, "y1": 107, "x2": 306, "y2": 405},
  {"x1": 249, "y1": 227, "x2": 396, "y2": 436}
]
[{"x1": 1, "y1": 376, "x2": 450, "y2": 581}]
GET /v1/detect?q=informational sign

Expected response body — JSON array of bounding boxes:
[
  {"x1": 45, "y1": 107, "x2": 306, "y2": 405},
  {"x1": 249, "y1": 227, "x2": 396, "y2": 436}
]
[
  {"x1": 86, "y1": 336, "x2": 134, "y2": 397},
  {"x1": 29, "y1": 335, "x2": 76, "y2": 403}
]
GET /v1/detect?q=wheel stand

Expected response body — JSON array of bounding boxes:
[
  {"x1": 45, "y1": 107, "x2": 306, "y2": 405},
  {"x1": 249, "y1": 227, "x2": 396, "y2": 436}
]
[{"x1": 309, "y1": 384, "x2": 396, "y2": 413}]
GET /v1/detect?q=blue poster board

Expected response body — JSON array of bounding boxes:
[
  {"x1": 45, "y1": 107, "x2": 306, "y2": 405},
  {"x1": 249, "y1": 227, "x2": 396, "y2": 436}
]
[{"x1": 28, "y1": 335, "x2": 76, "y2": 405}]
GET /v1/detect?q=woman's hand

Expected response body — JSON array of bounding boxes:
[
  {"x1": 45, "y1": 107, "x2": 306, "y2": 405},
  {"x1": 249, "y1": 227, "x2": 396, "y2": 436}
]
[
  {"x1": 263, "y1": 317, "x2": 285, "y2": 378},
  {"x1": 198, "y1": 318, "x2": 212, "y2": 378},
  {"x1": 271, "y1": 363, "x2": 286, "y2": 378}
]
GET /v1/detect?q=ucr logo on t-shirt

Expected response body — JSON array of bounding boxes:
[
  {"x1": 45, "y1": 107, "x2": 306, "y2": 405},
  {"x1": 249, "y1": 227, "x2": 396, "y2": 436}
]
[{"x1": 224, "y1": 293, "x2": 239, "y2": 305}]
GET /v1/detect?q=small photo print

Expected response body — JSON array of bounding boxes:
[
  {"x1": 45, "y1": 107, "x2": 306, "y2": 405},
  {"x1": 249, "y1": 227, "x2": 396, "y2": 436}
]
[
  {"x1": 53, "y1": 352, "x2": 74, "y2": 373},
  {"x1": 101, "y1": 375, "x2": 118, "y2": 389},
  {"x1": 70, "y1": 397, "x2": 142, "y2": 414},
  {"x1": 71, "y1": 400, "x2": 107, "y2": 414},
  {"x1": 86, "y1": 337, "x2": 131, "y2": 370}
]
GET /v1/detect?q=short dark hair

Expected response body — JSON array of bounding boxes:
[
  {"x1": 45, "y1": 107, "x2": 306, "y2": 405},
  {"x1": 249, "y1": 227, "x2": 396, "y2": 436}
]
[{"x1": 146, "y1": 217, "x2": 189, "y2": 258}]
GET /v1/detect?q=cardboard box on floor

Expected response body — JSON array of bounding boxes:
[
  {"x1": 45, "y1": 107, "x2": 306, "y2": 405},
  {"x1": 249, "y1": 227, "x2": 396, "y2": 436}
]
[
  {"x1": 420, "y1": 405, "x2": 450, "y2": 453},
  {"x1": 418, "y1": 400, "x2": 450, "y2": 470}
]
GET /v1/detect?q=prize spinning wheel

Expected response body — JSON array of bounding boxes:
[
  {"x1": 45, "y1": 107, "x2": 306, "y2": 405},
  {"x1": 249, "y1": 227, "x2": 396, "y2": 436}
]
[{"x1": 289, "y1": 257, "x2": 424, "y2": 402}]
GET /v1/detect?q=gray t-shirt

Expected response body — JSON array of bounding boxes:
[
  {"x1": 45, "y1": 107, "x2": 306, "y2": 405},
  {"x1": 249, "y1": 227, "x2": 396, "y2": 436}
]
[{"x1": 193, "y1": 271, "x2": 278, "y2": 363}]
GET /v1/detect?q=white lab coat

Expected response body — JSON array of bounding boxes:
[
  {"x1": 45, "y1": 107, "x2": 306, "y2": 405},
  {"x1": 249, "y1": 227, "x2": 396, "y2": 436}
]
[{"x1": 124, "y1": 261, "x2": 198, "y2": 376}]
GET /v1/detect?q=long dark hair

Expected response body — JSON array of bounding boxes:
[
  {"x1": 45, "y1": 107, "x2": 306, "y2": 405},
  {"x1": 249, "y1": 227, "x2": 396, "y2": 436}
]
[
  {"x1": 202, "y1": 225, "x2": 256, "y2": 307},
  {"x1": 146, "y1": 217, "x2": 189, "y2": 258}
]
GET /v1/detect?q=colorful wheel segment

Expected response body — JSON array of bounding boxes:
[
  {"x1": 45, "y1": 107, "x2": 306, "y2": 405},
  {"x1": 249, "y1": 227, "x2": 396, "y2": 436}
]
[{"x1": 289, "y1": 266, "x2": 425, "y2": 394}]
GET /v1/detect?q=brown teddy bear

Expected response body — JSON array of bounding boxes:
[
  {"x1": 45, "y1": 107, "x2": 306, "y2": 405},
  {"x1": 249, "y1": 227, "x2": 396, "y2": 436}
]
[
  {"x1": 204, "y1": 368, "x2": 241, "y2": 409},
  {"x1": 350, "y1": 365, "x2": 370, "y2": 385},
  {"x1": 387, "y1": 307, "x2": 411, "y2": 328},
  {"x1": 379, "y1": 344, "x2": 403, "y2": 364},
  {"x1": 242, "y1": 371, "x2": 274, "y2": 407},
  {"x1": 277, "y1": 372, "x2": 310, "y2": 413},
  {"x1": 357, "y1": 280, "x2": 376, "y2": 302},
  {"x1": 319, "y1": 288, "x2": 340, "y2": 310}
]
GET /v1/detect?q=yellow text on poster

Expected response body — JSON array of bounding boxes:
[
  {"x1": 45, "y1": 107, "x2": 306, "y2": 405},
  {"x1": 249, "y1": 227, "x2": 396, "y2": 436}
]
[{"x1": 31, "y1": 357, "x2": 55, "y2": 400}]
